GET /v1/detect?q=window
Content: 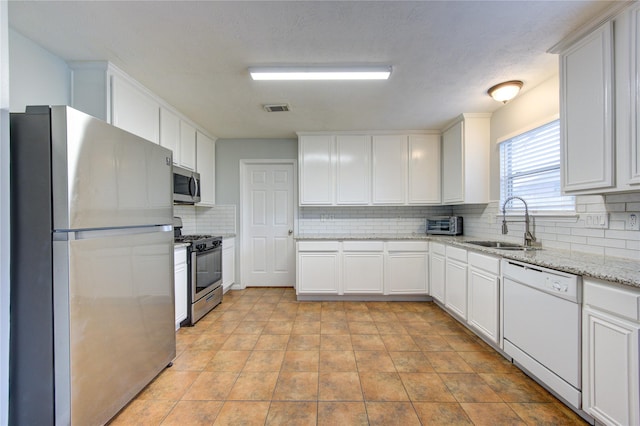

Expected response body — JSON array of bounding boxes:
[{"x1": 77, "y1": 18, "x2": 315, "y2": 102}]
[{"x1": 500, "y1": 119, "x2": 574, "y2": 213}]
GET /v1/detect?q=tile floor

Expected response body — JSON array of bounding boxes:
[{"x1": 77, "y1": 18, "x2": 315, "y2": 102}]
[{"x1": 110, "y1": 287, "x2": 587, "y2": 425}]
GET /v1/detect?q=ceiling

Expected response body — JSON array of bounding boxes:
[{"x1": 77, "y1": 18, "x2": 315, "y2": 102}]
[{"x1": 8, "y1": 1, "x2": 615, "y2": 139}]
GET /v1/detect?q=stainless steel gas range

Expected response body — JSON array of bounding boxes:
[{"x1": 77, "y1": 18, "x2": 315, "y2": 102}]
[{"x1": 174, "y1": 220, "x2": 223, "y2": 325}]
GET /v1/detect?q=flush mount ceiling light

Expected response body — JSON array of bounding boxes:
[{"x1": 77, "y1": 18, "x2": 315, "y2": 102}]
[
  {"x1": 487, "y1": 80, "x2": 523, "y2": 103},
  {"x1": 249, "y1": 66, "x2": 392, "y2": 81}
]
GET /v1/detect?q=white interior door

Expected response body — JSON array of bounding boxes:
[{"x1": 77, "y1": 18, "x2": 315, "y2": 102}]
[{"x1": 242, "y1": 162, "x2": 295, "y2": 287}]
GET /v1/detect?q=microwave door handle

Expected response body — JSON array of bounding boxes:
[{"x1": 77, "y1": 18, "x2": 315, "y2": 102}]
[{"x1": 189, "y1": 176, "x2": 198, "y2": 197}]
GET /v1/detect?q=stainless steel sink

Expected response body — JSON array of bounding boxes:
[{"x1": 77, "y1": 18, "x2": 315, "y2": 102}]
[{"x1": 465, "y1": 241, "x2": 540, "y2": 250}]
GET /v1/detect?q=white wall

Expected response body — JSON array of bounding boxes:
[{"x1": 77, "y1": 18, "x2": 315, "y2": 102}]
[
  {"x1": 9, "y1": 29, "x2": 70, "y2": 112},
  {"x1": 1, "y1": 3, "x2": 10, "y2": 424},
  {"x1": 489, "y1": 75, "x2": 560, "y2": 199}
]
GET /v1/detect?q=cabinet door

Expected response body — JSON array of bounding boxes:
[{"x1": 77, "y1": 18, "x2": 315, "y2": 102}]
[
  {"x1": 222, "y1": 238, "x2": 235, "y2": 290},
  {"x1": 583, "y1": 306, "x2": 640, "y2": 426},
  {"x1": 299, "y1": 135, "x2": 334, "y2": 205},
  {"x1": 628, "y1": 6, "x2": 640, "y2": 186},
  {"x1": 445, "y1": 258, "x2": 467, "y2": 319},
  {"x1": 180, "y1": 121, "x2": 197, "y2": 171},
  {"x1": 561, "y1": 22, "x2": 614, "y2": 192},
  {"x1": 372, "y1": 135, "x2": 407, "y2": 204},
  {"x1": 297, "y1": 252, "x2": 339, "y2": 294},
  {"x1": 430, "y1": 252, "x2": 445, "y2": 303},
  {"x1": 408, "y1": 135, "x2": 441, "y2": 204},
  {"x1": 196, "y1": 131, "x2": 216, "y2": 206},
  {"x1": 111, "y1": 74, "x2": 160, "y2": 144},
  {"x1": 442, "y1": 121, "x2": 464, "y2": 204},
  {"x1": 467, "y1": 266, "x2": 499, "y2": 344},
  {"x1": 174, "y1": 247, "x2": 188, "y2": 328},
  {"x1": 343, "y1": 252, "x2": 384, "y2": 294},
  {"x1": 336, "y1": 135, "x2": 370, "y2": 205},
  {"x1": 160, "y1": 107, "x2": 180, "y2": 164},
  {"x1": 387, "y1": 252, "x2": 428, "y2": 294}
]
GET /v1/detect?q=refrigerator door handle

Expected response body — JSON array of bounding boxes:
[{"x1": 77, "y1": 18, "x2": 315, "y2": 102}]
[{"x1": 54, "y1": 225, "x2": 172, "y2": 241}]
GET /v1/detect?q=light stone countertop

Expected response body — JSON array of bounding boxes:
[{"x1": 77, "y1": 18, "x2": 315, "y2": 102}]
[
  {"x1": 173, "y1": 242, "x2": 190, "y2": 249},
  {"x1": 295, "y1": 234, "x2": 640, "y2": 288}
]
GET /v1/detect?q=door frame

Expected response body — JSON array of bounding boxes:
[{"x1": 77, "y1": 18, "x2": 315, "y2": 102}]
[{"x1": 238, "y1": 159, "x2": 298, "y2": 289}]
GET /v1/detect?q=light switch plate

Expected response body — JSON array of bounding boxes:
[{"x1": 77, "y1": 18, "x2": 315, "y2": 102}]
[{"x1": 584, "y1": 213, "x2": 609, "y2": 229}]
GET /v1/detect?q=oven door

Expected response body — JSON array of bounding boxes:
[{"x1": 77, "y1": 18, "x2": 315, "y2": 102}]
[{"x1": 192, "y1": 246, "x2": 222, "y2": 302}]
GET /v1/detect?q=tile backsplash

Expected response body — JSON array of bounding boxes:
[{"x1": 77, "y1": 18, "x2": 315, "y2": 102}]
[
  {"x1": 453, "y1": 194, "x2": 640, "y2": 260},
  {"x1": 174, "y1": 204, "x2": 236, "y2": 235},
  {"x1": 298, "y1": 205, "x2": 453, "y2": 235},
  {"x1": 297, "y1": 194, "x2": 639, "y2": 260}
]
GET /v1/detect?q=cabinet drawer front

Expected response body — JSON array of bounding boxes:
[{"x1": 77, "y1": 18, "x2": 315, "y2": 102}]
[
  {"x1": 387, "y1": 241, "x2": 429, "y2": 252},
  {"x1": 430, "y1": 242, "x2": 446, "y2": 255},
  {"x1": 468, "y1": 252, "x2": 499, "y2": 275},
  {"x1": 297, "y1": 241, "x2": 340, "y2": 252},
  {"x1": 446, "y1": 245, "x2": 467, "y2": 262},
  {"x1": 584, "y1": 279, "x2": 640, "y2": 322},
  {"x1": 343, "y1": 241, "x2": 384, "y2": 252}
]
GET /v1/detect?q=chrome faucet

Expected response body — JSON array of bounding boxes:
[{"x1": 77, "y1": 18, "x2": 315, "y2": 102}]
[{"x1": 502, "y1": 196, "x2": 536, "y2": 247}]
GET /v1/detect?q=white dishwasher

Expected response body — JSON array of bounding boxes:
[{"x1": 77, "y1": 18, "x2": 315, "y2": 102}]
[{"x1": 502, "y1": 259, "x2": 582, "y2": 410}]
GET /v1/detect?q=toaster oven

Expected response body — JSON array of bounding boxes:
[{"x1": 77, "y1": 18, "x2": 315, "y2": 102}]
[{"x1": 426, "y1": 216, "x2": 463, "y2": 235}]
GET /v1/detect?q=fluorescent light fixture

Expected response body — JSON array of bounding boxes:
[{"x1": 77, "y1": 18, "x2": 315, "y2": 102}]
[{"x1": 249, "y1": 66, "x2": 392, "y2": 81}]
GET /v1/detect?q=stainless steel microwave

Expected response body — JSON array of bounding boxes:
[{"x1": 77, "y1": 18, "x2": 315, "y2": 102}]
[
  {"x1": 173, "y1": 165, "x2": 201, "y2": 204},
  {"x1": 426, "y1": 216, "x2": 463, "y2": 235}
]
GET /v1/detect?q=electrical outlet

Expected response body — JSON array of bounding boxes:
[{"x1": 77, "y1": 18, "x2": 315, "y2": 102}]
[
  {"x1": 628, "y1": 213, "x2": 640, "y2": 231},
  {"x1": 584, "y1": 213, "x2": 609, "y2": 229}
]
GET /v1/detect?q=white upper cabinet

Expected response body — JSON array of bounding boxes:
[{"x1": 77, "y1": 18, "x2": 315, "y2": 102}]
[
  {"x1": 180, "y1": 121, "x2": 197, "y2": 171},
  {"x1": 372, "y1": 135, "x2": 406, "y2": 204},
  {"x1": 408, "y1": 134, "x2": 441, "y2": 204},
  {"x1": 336, "y1": 135, "x2": 371, "y2": 205},
  {"x1": 299, "y1": 134, "x2": 335, "y2": 205},
  {"x1": 619, "y1": 4, "x2": 640, "y2": 189},
  {"x1": 160, "y1": 107, "x2": 180, "y2": 163},
  {"x1": 196, "y1": 131, "x2": 216, "y2": 206},
  {"x1": 561, "y1": 21, "x2": 614, "y2": 192},
  {"x1": 111, "y1": 74, "x2": 160, "y2": 144},
  {"x1": 442, "y1": 114, "x2": 490, "y2": 204},
  {"x1": 557, "y1": 3, "x2": 640, "y2": 193},
  {"x1": 70, "y1": 61, "x2": 217, "y2": 178},
  {"x1": 298, "y1": 131, "x2": 441, "y2": 206}
]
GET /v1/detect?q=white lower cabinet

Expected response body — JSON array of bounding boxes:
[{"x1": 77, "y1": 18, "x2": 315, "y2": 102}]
[
  {"x1": 444, "y1": 246, "x2": 468, "y2": 320},
  {"x1": 174, "y1": 246, "x2": 188, "y2": 330},
  {"x1": 342, "y1": 242, "x2": 384, "y2": 294},
  {"x1": 429, "y1": 242, "x2": 446, "y2": 303},
  {"x1": 296, "y1": 239, "x2": 429, "y2": 296},
  {"x1": 583, "y1": 278, "x2": 640, "y2": 426},
  {"x1": 467, "y1": 252, "x2": 500, "y2": 345},
  {"x1": 386, "y1": 241, "x2": 429, "y2": 294},
  {"x1": 296, "y1": 242, "x2": 340, "y2": 295},
  {"x1": 222, "y1": 237, "x2": 235, "y2": 291}
]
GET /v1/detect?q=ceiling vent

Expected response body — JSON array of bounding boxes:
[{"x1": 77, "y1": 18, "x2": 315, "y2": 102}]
[{"x1": 263, "y1": 103, "x2": 290, "y2": 112}]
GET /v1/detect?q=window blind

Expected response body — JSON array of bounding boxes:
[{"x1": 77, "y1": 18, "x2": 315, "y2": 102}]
[{"x1": 500, "y1": 119, "x2": 574, "y2": 212}]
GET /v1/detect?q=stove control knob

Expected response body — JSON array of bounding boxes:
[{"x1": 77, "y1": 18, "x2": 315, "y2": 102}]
[{"x1": 196, "y1": 243, "x2": 205, "y2": 251}]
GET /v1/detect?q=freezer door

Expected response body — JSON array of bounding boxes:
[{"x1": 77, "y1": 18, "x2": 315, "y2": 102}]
[
  {"x1": 50, "y1": 106, "x2": 173, "y2": 230},
  {"x1": 53, "y1": 227, "x2": 175, "y2": 426}
]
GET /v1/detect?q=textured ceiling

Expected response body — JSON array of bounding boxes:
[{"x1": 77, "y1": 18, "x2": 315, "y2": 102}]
[{"x1": 8, "y1": 1, "x2": 615, "y2": 139}]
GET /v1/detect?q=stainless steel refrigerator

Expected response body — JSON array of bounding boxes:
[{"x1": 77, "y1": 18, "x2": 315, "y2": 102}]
[{"x1": 10, "y1": 106, "x2": 176, "y2": 425}]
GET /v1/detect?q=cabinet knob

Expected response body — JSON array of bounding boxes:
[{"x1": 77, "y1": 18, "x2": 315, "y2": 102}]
[{"x1": 288, "y1": 229, "x2": 293, "y2": 235}]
